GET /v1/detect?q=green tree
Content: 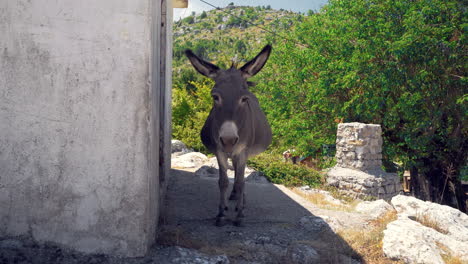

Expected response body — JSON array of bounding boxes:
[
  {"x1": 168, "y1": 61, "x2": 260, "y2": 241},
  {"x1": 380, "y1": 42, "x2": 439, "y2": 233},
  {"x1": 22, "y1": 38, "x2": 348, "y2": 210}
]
[
  {"x1": 182, "y1": 15, "x2": 194, "y2": 24},
  {"x1": 257, "y1": 0, "x2": 467, "y2": 211},
  {"x1": 200, "y1": 11, "x2": 207, "y2": 19}
]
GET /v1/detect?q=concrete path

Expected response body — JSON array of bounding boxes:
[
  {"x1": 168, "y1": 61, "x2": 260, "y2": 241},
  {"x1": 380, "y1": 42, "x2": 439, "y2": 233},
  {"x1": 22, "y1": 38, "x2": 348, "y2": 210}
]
[
  {"x1": 0, "y1": 168, "x2": 365, "y2": 264},
  {"x1": 156, "y1": 169, "x2": 363, "y2": 263}
]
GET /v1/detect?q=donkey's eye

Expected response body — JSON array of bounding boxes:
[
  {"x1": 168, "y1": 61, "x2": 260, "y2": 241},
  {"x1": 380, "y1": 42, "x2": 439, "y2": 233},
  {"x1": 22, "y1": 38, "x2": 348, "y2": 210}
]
[
  {"x1": 240, "y1": 96, "x2": 249, "y2": 103},
  {"x1": 212, "y1": 94, "x2": 221, "y2": 103}
]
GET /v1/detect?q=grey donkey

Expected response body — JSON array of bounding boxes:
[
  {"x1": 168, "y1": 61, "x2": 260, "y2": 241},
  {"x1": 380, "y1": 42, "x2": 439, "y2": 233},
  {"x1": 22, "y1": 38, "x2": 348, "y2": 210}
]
[{"x1": 185, "y1": 45, "x2": 273, "y2": 227}]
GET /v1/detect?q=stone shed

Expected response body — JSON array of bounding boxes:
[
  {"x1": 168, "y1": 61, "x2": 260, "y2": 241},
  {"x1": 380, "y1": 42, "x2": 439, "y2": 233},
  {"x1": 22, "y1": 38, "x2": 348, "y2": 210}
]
[{"x1": 0, "y1": 0, "x2": 175, "y2": 257}]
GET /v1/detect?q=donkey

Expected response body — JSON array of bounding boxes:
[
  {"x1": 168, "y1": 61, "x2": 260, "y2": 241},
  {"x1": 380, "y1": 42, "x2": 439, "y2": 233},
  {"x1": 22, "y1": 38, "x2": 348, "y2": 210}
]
[{"x1": 185, "y1": 45, "x2": 273, "y2": 227}]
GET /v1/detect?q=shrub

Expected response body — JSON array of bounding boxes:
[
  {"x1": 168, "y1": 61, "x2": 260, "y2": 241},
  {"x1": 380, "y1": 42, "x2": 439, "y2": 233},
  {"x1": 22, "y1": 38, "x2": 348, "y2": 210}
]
[
  {"x1": 172, "y1": 81, "x2": 212, "y2": 152},
  {"x1": 248, "y1": 153, "x2": 323, "y2": 187}
]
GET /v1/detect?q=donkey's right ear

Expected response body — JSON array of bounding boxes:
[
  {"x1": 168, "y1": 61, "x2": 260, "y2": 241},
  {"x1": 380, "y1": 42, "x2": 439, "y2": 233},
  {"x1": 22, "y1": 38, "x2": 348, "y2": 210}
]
[{"x1": 185, "y1": 50, "x2": 220, "y2": 79}]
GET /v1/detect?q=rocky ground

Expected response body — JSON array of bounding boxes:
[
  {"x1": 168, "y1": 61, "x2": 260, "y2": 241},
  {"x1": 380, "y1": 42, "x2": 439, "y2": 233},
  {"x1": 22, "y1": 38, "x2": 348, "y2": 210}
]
[{"x1": 1, "y1": 142, "x2": 467, "y2": 264}]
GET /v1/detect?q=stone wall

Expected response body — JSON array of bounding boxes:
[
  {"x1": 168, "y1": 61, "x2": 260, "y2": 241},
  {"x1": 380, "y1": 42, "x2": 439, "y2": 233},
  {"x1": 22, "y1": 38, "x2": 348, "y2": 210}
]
[
  {"x1": 327, "y1": 123, "x2": 401, "y2": 200},
  {"x1": 0, "y1": 0, "x2": 167, "y2": 257}
]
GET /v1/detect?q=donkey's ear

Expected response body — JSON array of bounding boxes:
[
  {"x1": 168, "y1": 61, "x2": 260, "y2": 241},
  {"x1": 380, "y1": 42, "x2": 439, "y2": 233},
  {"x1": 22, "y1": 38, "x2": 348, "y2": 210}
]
[
  {"x1": 185, "y1": 49, "x2": 220, "y2": 78},
  {"x1": 240, "y1": 45, "x2": 272, "y2": 79}
]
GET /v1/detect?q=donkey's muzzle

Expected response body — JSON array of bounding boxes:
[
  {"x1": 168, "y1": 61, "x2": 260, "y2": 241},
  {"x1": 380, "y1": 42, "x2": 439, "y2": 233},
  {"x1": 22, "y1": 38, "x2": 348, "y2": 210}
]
[{"x1": 220, "y1": 136, "x2": 238, "y2": 153}]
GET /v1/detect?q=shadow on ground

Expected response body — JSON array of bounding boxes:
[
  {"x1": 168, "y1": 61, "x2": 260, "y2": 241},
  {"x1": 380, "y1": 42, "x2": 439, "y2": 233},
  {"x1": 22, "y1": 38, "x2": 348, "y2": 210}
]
[
  {"x1": 0, "y1": 169, "x2": 362, "y2": 264},
  {"x1": 157, "y1": 169, "x2": 362, "y2": 264}
]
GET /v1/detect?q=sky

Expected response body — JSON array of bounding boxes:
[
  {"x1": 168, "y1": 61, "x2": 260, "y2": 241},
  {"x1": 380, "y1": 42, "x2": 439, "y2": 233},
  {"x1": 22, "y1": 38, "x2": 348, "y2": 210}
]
[{"x1": 173, "y1": 0, "x2": 328, "y2": 20}]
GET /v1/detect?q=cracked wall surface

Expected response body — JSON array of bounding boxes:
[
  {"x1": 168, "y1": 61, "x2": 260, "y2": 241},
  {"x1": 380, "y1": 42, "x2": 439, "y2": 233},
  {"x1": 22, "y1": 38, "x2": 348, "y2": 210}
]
[{"x1": 0, "y1": 0, "x2": 157, "y2": 257}]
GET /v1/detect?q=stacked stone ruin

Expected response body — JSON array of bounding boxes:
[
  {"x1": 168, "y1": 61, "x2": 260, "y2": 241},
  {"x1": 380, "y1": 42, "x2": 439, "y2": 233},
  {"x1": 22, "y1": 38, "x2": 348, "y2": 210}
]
[{"x1": 327, "y1": 123, "x2": 401, "y2": 200}]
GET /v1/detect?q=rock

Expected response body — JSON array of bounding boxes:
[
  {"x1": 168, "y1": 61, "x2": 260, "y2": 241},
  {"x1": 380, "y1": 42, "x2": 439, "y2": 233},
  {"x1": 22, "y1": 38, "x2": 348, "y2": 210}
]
[
  {"x1": 155, "y1": 246, "x2": 230, "y2": 264},
  {"x1": 0, "y1": 238, "x2": 23, "y2": 249},
  {"x1": 195, "y1": 165, "x2": 218, "y2": 178},
  {"x1": 355, "y1": 199, "x2": 393, "y2": 219},
  {"x1": 326, "y1": 167, "x2": 400, "y2": 200},
  {"x1": 171, "y1": 140, "x2": 192, "y2": 155},
  {"x1": 391, "y1": 195, "x2": 468, "y2": 242},
  {"x1": 383, "y1": 216, "x2": 468, "y2": 263},
  {"x1": 299, "y1": 216, "x2": 328, "y2": 232},
  {"x1": 285, "y1": 243, "x2": 319, "y2": 264},
  {"x1": 245, "y1": 171, "x2": 269, "y2": 184},
  {"x1": 171, "y1": 152, "x2": 209, "y2": 169},
  {"x1": 299, "y1": 215, "x2": 341, "y2": 232}
]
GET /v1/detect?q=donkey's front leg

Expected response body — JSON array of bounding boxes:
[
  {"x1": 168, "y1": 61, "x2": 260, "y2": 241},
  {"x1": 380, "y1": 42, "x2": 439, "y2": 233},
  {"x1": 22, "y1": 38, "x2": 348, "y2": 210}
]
[
  {"x1": 232, "y1": 152, "x2": 247, "y2": 227},
  {"x1": 215, "y1": 152, "x2": 229, "y2": 227}
]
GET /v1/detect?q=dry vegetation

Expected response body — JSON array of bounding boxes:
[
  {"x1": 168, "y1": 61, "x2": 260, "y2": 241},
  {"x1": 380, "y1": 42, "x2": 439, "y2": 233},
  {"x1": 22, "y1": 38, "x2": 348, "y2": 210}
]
[
  {"x1": 291, "y1": 188, "x2": 360, "y2": 212},
  {"x1": 437, "y1": 242, "x2": 467, "y2": 264},
  {"x1": 337, "y1": 210, "x2": 404, "y2": 264},
  {"x1": 414, "y1": 214, "x2": 448, "y2": 234}
]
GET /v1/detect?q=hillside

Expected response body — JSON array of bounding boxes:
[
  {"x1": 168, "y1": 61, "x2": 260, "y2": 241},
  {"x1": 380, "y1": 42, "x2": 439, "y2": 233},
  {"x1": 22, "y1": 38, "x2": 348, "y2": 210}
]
[{"x1": 172, "y1": 5, "x2": 303, "y2": 89}]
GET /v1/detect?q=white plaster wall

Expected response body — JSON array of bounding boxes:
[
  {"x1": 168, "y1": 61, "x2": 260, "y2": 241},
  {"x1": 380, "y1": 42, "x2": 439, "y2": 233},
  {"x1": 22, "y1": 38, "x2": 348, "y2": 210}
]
[{"x1": 0, "y1": 0, "x2": 157, "y2": 257}]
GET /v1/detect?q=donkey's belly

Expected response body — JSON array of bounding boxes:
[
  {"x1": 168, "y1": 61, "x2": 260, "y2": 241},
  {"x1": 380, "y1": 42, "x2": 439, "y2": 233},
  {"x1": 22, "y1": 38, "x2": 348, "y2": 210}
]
[{"x1": 247, "y1": 144, "x2": 269, "y2": 157}]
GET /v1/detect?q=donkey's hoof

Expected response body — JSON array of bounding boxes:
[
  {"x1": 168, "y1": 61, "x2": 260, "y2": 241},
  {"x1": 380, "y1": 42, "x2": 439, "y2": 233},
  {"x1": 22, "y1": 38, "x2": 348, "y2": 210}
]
[
  {"x1": 215, "y1": 217, "x2": 227, "y2": 227},
  {"x1": 233, "y1": 218, "x2": 245, "y2": 227}
]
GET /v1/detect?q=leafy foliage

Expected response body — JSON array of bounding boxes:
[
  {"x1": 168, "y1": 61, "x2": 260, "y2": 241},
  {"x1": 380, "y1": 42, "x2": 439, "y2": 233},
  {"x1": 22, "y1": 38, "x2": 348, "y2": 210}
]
[
  {"x1": 172, "y1": 81, "x2": 213, "y2": 152},
  {"x1": 172, "y1": 2, "x2": 467, "y2": 209},
  {"x1": 255, "y1": 0, "x2": 466, "y2": 209},
  {"x1": 247, "y1": 153, "x2": 323, "y2": 187}
]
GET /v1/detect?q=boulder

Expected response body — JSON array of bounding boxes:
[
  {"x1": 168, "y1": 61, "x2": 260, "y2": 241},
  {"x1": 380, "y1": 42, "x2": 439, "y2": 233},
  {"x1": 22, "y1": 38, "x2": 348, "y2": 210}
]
[
  {"x1": 391, "y1": 195, "x2": 468, "y2": 242},
  {"x1": 171, "y1": 140, "x2": 191, "y2": 155},
  {"x1": 383, "y1": 216, "x2": 468, "y2": 263},
  {"x1": 194, "y1": 165, "x2": 218, "y2": 178},
  {"x1": 171, "y1": 152, "x2": 209, "y2": 169},
  {"x1": 382, "y1": 195, "x2": 468, "y2": 263},
  {"x1": 355, "y1": 199, "x2": 393, "y2": 219}
]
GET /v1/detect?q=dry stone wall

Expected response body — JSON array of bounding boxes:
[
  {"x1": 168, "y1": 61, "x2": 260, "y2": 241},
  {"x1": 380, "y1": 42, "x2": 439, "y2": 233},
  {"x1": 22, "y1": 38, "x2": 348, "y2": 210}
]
[
  {"x1": 327, "y1": 123, "x2": 401, "y2": 200},
  {"x1": 335, "y1": 123, "x2": 383, "y2": 170}
]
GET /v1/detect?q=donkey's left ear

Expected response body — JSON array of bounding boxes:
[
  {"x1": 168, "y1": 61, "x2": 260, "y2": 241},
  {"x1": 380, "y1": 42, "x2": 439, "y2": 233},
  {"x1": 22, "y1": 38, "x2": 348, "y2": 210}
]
[{"x1": 240, "y1": 45, "x2": 272, "y2": 79}]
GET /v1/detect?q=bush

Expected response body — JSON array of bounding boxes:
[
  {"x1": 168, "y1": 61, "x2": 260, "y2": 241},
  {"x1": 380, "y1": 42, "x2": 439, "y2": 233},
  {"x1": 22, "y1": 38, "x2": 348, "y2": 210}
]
[
  {"x1": 172, "y1": 81, "x2": 212, "y2": 152},
  {"x1": 248, "y1": 153, "x2": 324, "y2": 187}
]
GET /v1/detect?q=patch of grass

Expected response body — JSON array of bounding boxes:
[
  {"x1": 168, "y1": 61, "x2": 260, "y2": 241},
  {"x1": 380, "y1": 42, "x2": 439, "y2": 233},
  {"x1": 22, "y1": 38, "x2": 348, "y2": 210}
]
[
  {"x1": 337, "y1": 210, "x2": 404, "y2": 264},
  {"x1": 247, "y1": 153, "x2": 323, "y2": 187},
  {"x1": 320, "y1": 185, "x2": 360, "y2": 204},
  {"x1": 414, "y1": 214, "x2": 448, "y2": 234}
]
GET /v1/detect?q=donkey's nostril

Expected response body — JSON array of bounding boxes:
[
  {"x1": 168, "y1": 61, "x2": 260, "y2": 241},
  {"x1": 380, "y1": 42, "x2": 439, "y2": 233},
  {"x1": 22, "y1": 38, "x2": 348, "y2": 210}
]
[{"x1": 220, "y1": 136, "x2": 238, "y2": 147}]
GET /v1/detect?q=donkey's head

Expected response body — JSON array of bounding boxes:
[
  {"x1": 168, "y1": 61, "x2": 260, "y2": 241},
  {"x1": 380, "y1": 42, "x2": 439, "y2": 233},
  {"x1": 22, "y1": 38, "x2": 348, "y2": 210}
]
[{"x1": 185, "y1": 45, "x2": 272, "y2": 154}]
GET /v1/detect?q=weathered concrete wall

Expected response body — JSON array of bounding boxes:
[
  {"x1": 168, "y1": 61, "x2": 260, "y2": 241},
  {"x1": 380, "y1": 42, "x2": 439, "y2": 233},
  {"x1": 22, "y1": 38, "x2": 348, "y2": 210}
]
[{"x1": 0, "y1": 0, "x2": 162, "y2": 257}]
